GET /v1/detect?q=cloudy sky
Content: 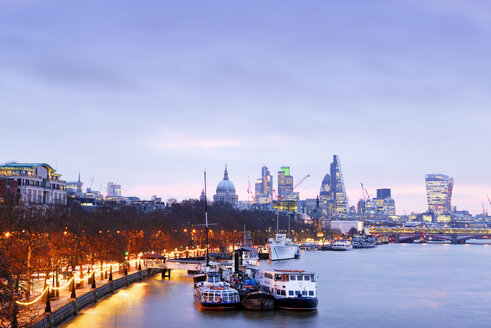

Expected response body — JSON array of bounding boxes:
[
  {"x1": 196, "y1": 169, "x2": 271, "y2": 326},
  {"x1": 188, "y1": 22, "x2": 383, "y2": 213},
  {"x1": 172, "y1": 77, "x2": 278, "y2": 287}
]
[{"x1": 1, "y1": 0, "x2": 491, "y2": 214}]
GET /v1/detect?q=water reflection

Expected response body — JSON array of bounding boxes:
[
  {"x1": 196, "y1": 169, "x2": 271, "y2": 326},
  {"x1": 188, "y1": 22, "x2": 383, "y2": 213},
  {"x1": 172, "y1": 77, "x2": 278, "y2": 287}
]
[{"x1": 62, "y1": 244, "x2": 491, "y2": 328}]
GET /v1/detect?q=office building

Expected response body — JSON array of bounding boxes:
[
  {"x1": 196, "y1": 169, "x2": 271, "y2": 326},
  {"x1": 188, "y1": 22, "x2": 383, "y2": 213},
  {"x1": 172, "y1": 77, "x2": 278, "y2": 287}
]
[
  {"x1": 319, "y1": 173, "x2": 332, "y2": 217},
  {"x1": 107, "y1": 182, "x2": 122, "y2": 198},
  {"x1": 278, "y1": 166, "x2": 294, "y2": 200},
  {"x1": 330, "y1": 155, "x2": 348, "y2": 216},
  {"x1": 425, "y1": 174, "x2": 454, "y2": 215},
  {"x1": 254, "y1": 165, "x2": 273, "y2": 203},
  {"x1": 213, "y1": 165, "x2": 238, "y2": 206},
  {"x1": 0, "y1": 162, "x2": 67, "y2": 205}
]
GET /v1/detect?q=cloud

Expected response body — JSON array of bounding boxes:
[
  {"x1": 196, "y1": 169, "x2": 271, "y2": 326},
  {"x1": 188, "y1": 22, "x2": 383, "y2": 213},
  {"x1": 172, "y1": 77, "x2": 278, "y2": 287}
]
[{"x1": 151, "y1": 135, "x2": 241, "y2": 150}]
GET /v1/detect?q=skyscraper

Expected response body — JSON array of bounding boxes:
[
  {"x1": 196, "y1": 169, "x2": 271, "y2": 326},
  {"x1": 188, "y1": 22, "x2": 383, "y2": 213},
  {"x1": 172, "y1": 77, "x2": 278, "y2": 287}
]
[
  {"x1": 425, "y1": 174, "x2": 454, "y2": 215},
  {"x1": 254, "y1": 165, "x2": 273, "y2": 203},
  {"x1": 107, "y1": 182, "x2": 122, "y2": 198},
  {"x1": 278, "y1": 166, "x2": 293, "y2": 200},
  {"x1": 330, "y1": 155, "x2": 348, "y2": 216},
  {"x1": 319, "y1": 173, "x2": 332, "y2": 217}
]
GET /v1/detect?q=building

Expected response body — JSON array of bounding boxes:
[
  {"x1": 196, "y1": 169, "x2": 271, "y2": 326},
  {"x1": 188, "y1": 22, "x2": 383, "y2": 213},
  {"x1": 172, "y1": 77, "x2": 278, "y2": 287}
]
[
  {"x1": 0, "y1": 178, "x2": 18, "y2": 203},
  {"x1": 330, "y1": 155, "x2": 348, "y2": 216},
  {"x1": 106, "y1": 182, "x2": 122, "y2": 199},
  {"x1": 372, "y1": 188, "x2": 396, "y2": 216},
  {"x1": 377, "y1": 188, "x2": 391, "y2": 199},
  {"x1": 277, "y1": 166, "x2": 294, "y2": 200},
  {"x1": 254, "y1": 165, "x2": 273, "y2": 203},
  {"x1": 319, "y1": 173, "x2": 332, "y2": 217},
  {"x1": 0, "y1": 162, "x2": 67, "y2": 205},
  {"x1": 67, "y1": 173, "x2": 84, "y2": 198},
  {"x1": 213, "y1": 165, "x2": 238, "y2": 206},
  {"x1": 425, "y1": 174, "x2": 454, "y2": 215}
]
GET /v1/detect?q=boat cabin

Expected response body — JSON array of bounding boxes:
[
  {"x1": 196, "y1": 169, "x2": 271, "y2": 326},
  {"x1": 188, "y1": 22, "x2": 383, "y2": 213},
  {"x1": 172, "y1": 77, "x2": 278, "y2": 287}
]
[{"x1": 260, "y1": 269, "x2": 317, "y2": 298}]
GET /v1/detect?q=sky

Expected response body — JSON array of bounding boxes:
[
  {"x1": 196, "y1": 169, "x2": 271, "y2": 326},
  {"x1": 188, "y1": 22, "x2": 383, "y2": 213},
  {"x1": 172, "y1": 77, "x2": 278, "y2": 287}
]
[{"x1": 1, "y1": 0, "x2": 491, "y2": 215}]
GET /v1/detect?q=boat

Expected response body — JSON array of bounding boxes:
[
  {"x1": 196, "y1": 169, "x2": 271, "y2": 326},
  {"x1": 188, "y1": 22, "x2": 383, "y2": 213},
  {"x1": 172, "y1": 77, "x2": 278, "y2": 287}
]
[
  {"x1": 331, "y1": 239, "x2": 353, "y2": 251},
  {"x1": 352, "y1": 230, "x2": 377, "y2": 248},
  {"x1": 194, "y1": 272, "x2": 241, "y2": 310},
  {"x1": 225, "y1": 250, "x2": 275, "y2": 311},
  {"x1": 257, "y1": 246, "x2": 269, "y2": 259},
  {"x1": 260, "y1": 269, "x2": 318, "y2": 310},
  {"x1": 266, "y1": 234, "x2": 300, "y2": 261}
]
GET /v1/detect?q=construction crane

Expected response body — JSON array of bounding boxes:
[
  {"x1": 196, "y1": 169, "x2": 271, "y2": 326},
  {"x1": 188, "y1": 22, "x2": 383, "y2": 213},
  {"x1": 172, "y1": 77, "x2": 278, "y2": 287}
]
[
  {"x1": 89, "y1": 176, "x2": 94, "y2": 190},
  {"x1": 294, "y1": 175, "x2": 310, "y2": 190},
  {"x1": 487, "y1": 195, "x2": 491, "y2": 207}
]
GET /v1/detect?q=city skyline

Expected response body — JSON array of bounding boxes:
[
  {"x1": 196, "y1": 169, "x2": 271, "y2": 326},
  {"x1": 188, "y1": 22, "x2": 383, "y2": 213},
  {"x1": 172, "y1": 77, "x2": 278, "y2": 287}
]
[{"x1": 1, "y1": 1, "x2": 491, "y2": 214}]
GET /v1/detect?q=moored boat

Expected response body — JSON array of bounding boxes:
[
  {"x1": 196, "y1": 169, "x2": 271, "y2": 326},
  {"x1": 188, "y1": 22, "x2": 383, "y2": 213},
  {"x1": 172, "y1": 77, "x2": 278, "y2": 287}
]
[
  {"x1": 194, "y1": 272, "x2": 241, "y2": 310},
  {"x1": 266, "y1": 234, "x2": 300, "y2": 261},
  {"x1": 331, "y1": 239, "x2": 353, "y2": 251},
  {"x1": 260, "y1": 269, "x2": 318, "y2": 310}
]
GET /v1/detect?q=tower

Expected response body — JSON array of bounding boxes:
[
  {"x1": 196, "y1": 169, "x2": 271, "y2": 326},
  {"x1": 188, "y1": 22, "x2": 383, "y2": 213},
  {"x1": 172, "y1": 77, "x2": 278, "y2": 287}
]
[{"x1": 330, "y1": 155, "x2": 348, "y2": 217}]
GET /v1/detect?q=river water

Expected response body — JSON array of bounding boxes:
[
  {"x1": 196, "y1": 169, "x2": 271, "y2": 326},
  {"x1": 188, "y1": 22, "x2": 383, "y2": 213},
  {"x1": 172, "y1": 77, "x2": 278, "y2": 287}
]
[{"x1": 61, "y1": 243, "x2": 491, "y2": 328}]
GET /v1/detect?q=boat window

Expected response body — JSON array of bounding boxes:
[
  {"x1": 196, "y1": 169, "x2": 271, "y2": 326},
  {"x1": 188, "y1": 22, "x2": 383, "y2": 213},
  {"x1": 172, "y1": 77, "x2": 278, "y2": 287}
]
[
  {"x1": 311, "y1": 275, "x2": 315, "y2": 282},
  {"x1": 289, "y1": 291, "x2": 294, "y2": 296},
  {"x1": 275, "y1": 274, "x2": 283, "y2": 281},
  {"x1": 302, "y1": 291, "x2": 307, "y2": 295},
  {"x1": 290, "y1": 275, "x2": 296, "y2": 281},
  {"x1": 304, "y1": 275, "x2": 310, "y2": 281},
  {"x1": 276, "y1": 289, "x2": 281, "y2": 295},
  {"x1": 309, "y1": 291, "x2": 314, "y2": 296},
  {"x1": 281, "y1": 290, "x2": 286, "y2": 296},
  {"x1": 296, "y1": 275, "x2": 303, "y2": 281},
  {"x1": 264, "y1": 273, "x2": 273, "y2": 279},
  {"x1": 296, "y1": 291, "x2": 301, "y2": 296}
]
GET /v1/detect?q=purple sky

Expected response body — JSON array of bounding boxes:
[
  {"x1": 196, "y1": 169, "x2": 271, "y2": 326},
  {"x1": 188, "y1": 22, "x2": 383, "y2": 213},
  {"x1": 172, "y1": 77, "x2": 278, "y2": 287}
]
[{"x1": 1, "y1": 0, "x2": 491, "y2": 214}]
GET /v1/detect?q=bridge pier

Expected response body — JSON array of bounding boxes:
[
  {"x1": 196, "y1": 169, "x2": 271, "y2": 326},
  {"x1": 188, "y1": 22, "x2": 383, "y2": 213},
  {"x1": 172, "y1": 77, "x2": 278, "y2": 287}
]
[{"x1": 161, "y1": 268, "x2": 171, "y2": 278}]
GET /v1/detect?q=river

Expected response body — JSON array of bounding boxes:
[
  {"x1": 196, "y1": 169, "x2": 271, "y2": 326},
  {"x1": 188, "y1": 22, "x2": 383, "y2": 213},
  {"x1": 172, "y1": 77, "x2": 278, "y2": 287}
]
[{"x1": 61, "y1": 243, "x2": 491, "y2": 328}]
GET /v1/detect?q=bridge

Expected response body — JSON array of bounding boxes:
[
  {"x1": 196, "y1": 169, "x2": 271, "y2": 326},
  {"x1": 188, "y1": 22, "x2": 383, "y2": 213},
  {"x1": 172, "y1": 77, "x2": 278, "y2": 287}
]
[{"x1": 368, "y1": 227, "x2": 491, "y2": 244}]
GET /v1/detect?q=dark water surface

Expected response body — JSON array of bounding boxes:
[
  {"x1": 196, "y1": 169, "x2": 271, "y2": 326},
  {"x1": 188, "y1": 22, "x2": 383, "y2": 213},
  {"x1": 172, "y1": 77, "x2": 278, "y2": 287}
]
[{"x1": 61, "y1": 243, "x2": 491, "y2": 328}]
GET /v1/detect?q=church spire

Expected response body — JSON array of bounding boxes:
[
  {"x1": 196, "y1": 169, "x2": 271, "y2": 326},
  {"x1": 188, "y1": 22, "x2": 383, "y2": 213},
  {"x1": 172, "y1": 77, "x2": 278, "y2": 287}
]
[{"x1": 223, "y1": 165, "x2": 229, "y2": 180}]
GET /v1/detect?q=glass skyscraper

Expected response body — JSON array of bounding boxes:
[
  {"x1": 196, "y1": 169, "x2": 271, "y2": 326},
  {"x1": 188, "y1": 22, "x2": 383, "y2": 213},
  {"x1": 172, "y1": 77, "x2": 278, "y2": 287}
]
[
  {"x1": 254, "y1": 165, "x2": 273, "y2": 203},
  {"x1": 278, "y1": 166, "x2": 293, "y2": 200},
  {"x1": 330, "y1": 155, "x2": 348, "y2": 216},
  {"x1": 425, "y1": 174, "x2": 454, "y2": 215}
]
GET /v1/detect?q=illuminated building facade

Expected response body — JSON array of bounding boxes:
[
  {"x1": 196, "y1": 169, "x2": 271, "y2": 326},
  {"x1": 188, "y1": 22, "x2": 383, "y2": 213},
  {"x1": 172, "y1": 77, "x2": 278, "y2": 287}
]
[
  {"x1": 330, "y1": 155, "x2": 348, "y2": 216},
  {"x1": 107, "y1": 182, "x2": 122, "y2": 198},
  {"x1": 277, "y1": 166, "x2": 293, "y2": 200},
  {"x1": 373, "y1": 188, "x2": 395, "y2": 216},
  {"x1": 0, "y1": 162, "x2": 67, "y2": 205},
  {"x1": 254, "y1": 165, "x2": 273, "y2": 203},
  {"x1": 425, "y1": 174, "x2": 454, "y2": 215},
  {"x1": 0, "y1": 178, "x2": 18, "y2": 203},
  {"x1": 319, "y1": 173, "x2": 332, "y2": 217},
  {"x1": 213, "y1": 165, "x2": 238, "y2": 206}
]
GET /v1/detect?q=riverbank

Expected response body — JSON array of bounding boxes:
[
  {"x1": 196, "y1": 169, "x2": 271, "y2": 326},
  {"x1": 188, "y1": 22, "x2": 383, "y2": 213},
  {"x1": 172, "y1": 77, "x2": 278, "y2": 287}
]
[{"x1": 30, "y1": 269, "x2": 159, "y2": 328}]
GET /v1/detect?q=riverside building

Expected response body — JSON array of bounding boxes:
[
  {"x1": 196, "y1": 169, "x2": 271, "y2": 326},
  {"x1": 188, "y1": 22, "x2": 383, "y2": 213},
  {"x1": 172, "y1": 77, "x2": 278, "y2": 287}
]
[
  {"x1": 0, "y1": 162, "x2": 67, "y2": 205},
  {"x1": 425, "y1": 174, "x2": 454, "y2": 215}
]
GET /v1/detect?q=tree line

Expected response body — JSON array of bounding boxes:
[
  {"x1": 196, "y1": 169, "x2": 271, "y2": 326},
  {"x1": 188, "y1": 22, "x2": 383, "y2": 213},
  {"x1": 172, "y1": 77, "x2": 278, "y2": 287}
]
[{"x1": 0, "y1": 198, "x2": 316, "y2": 326}]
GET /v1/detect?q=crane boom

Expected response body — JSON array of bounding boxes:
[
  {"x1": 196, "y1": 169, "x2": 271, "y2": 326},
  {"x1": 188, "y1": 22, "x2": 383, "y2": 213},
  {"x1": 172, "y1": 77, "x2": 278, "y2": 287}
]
[{"x1": 294, "y1": 174, "x2": 310, "y2": 190}]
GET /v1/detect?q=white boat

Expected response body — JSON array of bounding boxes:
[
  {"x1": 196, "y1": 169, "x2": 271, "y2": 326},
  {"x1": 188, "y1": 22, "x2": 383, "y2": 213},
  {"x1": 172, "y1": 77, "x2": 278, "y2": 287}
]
[
  {"x1": 331, "y1": 239, "x2": 353, "y2": 251},
  {"x1": 266, "y1": 234, "x2": 300, "y2": 261},
  {"x1": 194, "y1": 272, "x2": 241, "y2": 310},
  {"x1": 259, "y1": 269, "x2": 318, "y2": 310}
]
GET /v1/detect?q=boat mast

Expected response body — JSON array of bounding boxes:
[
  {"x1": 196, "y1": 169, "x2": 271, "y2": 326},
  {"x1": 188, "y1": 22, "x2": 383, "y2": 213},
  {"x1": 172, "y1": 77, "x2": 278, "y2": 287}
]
[
  {"x1": 276, "y1": 211, "x2": 279, "y2": 234},
  {"x1": 204, "y1": 171, "x2": 209, "y2": 266}
]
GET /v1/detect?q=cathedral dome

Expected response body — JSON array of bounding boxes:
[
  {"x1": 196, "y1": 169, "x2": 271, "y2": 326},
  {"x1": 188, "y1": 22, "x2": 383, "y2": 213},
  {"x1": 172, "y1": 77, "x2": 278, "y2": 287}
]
[
  {"x1": 216, "y1": 167, "x2": 236, "y2": 193},
  {"x1": 214, "y1": 165, "x2": 238, "y2": 206}
]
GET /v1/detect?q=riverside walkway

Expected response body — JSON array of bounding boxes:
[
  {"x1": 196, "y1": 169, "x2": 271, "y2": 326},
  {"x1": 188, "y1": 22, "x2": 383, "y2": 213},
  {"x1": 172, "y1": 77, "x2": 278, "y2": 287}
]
[{"x1": 14, "y1": 264, "x2": 159, "y2": 328}]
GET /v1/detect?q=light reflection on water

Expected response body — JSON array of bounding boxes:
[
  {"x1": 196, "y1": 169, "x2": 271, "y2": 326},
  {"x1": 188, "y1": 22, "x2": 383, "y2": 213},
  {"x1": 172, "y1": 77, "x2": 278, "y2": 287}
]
[{"x1": 61, "y1": 244, "x2": 491, "y2": 328}]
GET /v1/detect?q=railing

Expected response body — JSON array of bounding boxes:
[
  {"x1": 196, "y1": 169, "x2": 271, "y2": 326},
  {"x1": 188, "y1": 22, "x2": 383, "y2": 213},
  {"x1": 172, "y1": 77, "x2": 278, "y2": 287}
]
[{"x1": 30, "y1": 269, "x2": 157, "y2": 328}]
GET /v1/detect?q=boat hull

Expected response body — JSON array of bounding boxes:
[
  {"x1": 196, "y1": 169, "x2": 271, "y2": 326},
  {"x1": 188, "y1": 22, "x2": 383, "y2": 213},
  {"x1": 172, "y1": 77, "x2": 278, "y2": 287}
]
[
  {"x1": 267, "y1": 245, "x2": 300, "y2": 261},
  {"x1": 194, "y1": 296, "x2": 240, "y2": 311},
  {"x1": 241, "y1": 291, "x2": 275, "y2": 311},
  {"x1": 275, "y1": 297, "x2": 318, "y2": 311}
]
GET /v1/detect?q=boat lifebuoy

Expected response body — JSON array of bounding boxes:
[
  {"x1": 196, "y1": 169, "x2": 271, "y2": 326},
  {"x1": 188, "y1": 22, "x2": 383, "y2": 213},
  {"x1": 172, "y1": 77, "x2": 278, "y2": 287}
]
[{"x1": 216, "y1": 297, "x2": 221, "y2": 302}]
